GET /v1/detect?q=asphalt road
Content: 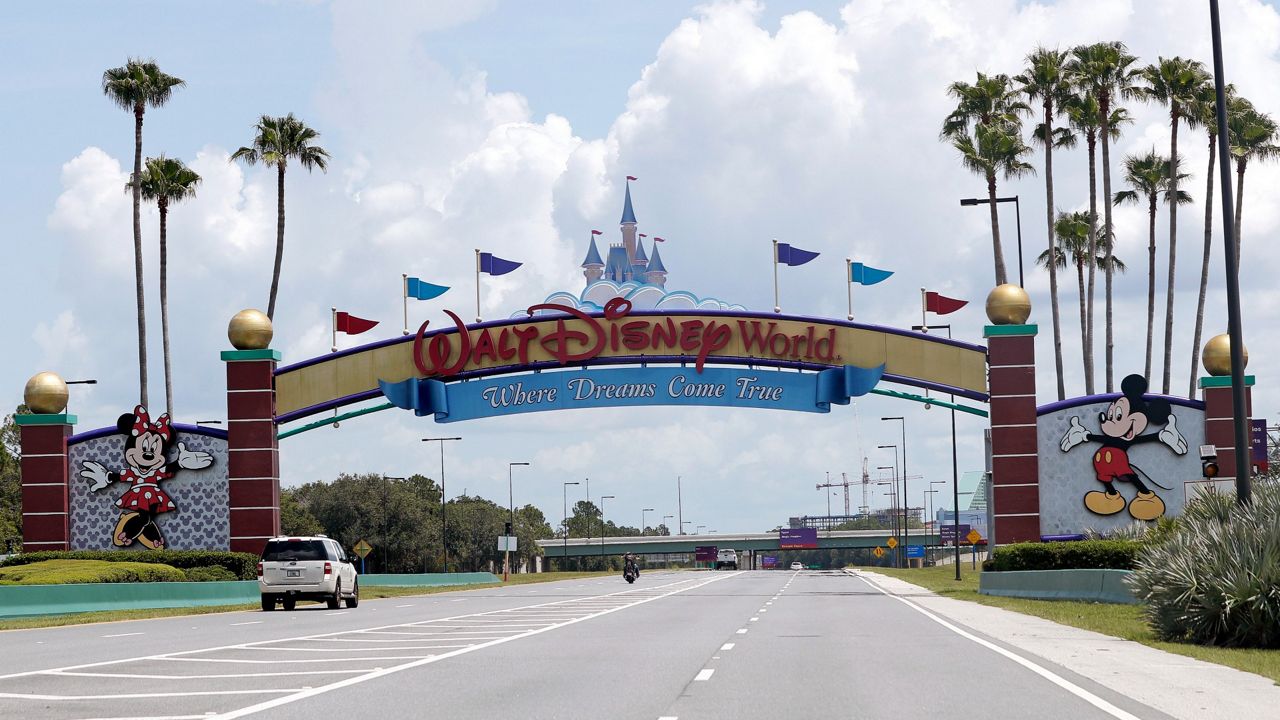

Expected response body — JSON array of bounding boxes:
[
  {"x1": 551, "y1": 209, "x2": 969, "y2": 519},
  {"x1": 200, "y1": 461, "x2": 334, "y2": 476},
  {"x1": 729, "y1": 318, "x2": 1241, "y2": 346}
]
[{"x1": 0, "y1": 570, "x2": 1176, "y2": 720}]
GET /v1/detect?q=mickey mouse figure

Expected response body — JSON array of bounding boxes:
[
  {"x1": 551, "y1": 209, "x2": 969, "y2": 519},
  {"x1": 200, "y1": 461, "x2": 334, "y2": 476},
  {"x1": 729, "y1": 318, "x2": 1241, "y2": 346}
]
[
  {"x1": 1060, "y1": 374, "x2": 1188, "y2": 521},
  {"x1": 80, "y1": 406, "x2": 213, "y2": 549}
]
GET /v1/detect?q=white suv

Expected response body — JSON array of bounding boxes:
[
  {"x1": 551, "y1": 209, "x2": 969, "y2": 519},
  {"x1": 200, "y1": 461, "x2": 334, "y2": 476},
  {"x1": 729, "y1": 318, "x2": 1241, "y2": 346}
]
[
  {"x1": 715, "y1": 548, "x2": 738, "y2": 570},
  {"x1": 258, "y1": 536, "x2": 359, "y2": 611}
]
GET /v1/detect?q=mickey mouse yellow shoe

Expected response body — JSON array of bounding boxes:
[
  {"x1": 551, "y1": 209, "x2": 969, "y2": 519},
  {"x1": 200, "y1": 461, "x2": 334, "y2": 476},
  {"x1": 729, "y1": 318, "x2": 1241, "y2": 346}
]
[
  {"x1": 1128, "y1": 491, "x2": 1166, "y2": 521},
  {"x1": 1084, "y1": 490, "x2": 1125, "y2": 515}
]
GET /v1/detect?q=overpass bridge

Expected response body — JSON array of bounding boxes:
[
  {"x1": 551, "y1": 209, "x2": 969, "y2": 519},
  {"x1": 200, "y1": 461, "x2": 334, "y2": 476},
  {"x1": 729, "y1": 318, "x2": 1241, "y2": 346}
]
[{"x1": 537, "y1": 529, "x2": 939, "y2": 559}]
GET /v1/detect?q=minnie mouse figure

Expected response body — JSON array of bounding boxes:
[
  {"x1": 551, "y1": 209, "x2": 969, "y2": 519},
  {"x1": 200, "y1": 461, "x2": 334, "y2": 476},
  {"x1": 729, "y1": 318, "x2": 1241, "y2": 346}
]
[
  {"x1": 1060, "y1": 374, "x2": 1188, "y2": 521},
  {"x1": 80, "y1": 406, "x2": 213, "y2": 549}
]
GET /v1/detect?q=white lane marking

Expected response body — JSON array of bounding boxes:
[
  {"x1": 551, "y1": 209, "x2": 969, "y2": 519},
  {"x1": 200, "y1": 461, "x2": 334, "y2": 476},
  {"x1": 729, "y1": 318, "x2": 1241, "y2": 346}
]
[
  {"x1": 215, "y1": 574, "x2": 741, "y2": 719},
  {"x1": 720, "y1": 643, "x2": 735, "y2": 650},
  {"x1": 101, "y1": 632, "x2": 144, "y2": 638},
  {"x1": 694, "y1": 669, "x2": 715, "y2": 681},
  {"x1": 0, "y1": 688, "x2": 305, "y2": 700},
  {"x1": 736, "y1": 629, "x2": 748, "y2": 634},
  {"x1": 851, "y1": 571, "x2": 1143, "y2": 720},
  {"x1": 229, "y1": 622, "x2": 262, "y2": 627}
]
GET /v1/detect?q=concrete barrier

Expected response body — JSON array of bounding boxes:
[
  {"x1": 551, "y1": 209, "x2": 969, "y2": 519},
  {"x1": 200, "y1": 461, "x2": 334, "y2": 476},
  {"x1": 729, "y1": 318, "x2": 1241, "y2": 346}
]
[
  {"x1": 0, "y1": 573, "x2": 502, "y2": 618},
  {"x1": 978, "y1": 569, "x2": 1139, "y2": 604}
]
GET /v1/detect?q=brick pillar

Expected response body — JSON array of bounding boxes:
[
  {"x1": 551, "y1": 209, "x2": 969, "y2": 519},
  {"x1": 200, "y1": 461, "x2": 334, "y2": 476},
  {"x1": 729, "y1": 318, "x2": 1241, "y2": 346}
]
[
  {"x1": 1199, "y1": 375, "x2": 1254, "y2": 484},
  {"x1": 16, "y1": 414, "x2": 76, "y2": 551},
  {"x1": 223, "y1": 349, "x2": 281, "y2": 554},
  {"x1": 984, "y1": 324, "x2": 1040, "y2": 544}
]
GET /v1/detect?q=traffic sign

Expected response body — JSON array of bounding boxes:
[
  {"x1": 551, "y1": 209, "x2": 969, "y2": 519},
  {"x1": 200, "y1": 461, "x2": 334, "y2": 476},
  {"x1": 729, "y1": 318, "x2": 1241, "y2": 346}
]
[
  {"x1": 873, "y1": 546, "x2": 885, "y2": 558},
  {"x1": 353, "y1": 539, "x2": 373, "y2": 559},
  {"x1": 966, "y1": 529, "x2": 983, "y2": 545},
  {"x1": 886, "y1": 536, "x2": 898, "y2": 549}
]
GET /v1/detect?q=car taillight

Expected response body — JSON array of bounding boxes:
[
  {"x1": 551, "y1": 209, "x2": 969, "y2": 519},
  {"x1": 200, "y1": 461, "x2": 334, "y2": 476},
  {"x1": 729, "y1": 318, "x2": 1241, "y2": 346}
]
[
  {"x1": 324, "y1": 562, "x2": 332, "y2": 577},
  {"x1": 256, "y1": 562, "x2": 263, "y2": 578}
]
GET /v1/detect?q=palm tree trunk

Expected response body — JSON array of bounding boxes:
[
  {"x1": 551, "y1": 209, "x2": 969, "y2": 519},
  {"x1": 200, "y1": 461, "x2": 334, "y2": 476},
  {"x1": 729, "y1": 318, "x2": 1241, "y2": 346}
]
[
  {"x1": 1234, "y1": 159, "x2": 1245, "y2": 267},
  {"x1": 1085, "y1": 132, "x2": 1098, "y2": 395},
  {"x1": 1189, "y1": 136, "x2": 1215, "y2": 398},
  {"x1": 1162, "y1": 109, "x2": 1179, "y2": 394},
  {"x1": 132, "y1": 105, "x2": 149, "y2": 407},
  {"x1": 159, "y1": 198, "x2": 172, "y2": 416},
  {"x1": 1100, "y1": 96, "x2": 1116, "y2": 392},
  {"x1": 1044, "y1": 102, "x2": 1065, "y2": 400},
  {"x1": 267, "y1": 163, "x2": 286, "y2": 320},
  {"x1": 1145, "y1": 195, "x2": 1157, "y2": 382},
  {"x1": 987, "y1": 172, "x2": 1007, "y2": 286}
]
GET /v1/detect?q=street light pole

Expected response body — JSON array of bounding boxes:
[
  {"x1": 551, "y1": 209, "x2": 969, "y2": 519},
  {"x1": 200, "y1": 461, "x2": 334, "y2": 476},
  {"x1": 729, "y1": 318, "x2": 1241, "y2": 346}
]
[
  {"x1": 506, "y1": 462, "x2": 529, "y2": 581},
  {"x1": 960, "y1": 196, "x2": 1024, "y2": 287},
  {"x1": 883, "y1": 417, "x2": 907, "y2": 565},
  {"x1": 423, "y1": 437, "x2": 461, "y2": 571},
  {"x1": 563, "y1": 481, "x2": 580, "y2": 571}
]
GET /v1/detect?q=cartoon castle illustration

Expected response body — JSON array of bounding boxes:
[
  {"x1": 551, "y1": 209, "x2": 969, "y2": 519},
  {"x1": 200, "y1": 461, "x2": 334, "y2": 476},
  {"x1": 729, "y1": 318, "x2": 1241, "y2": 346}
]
[{"x1": 581, "y1": 180, "x2": 668, "y2": 289}]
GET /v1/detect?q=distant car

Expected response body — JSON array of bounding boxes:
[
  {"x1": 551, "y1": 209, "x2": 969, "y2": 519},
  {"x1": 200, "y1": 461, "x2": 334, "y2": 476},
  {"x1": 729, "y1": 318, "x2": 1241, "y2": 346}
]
[
  {"x1": 258, "y1": 536, "x2": 359, "y2": 611},
  {"x1": 715, "y1": 548, "x2": 738, "y2": 570},
  {"x1": 789, "y1": 561, "x2": 804, "y2": 571}
]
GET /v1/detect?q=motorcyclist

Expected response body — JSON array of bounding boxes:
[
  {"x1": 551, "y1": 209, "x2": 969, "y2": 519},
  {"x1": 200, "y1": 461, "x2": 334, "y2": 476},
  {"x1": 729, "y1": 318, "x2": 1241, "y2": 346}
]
[{"x1": 623, "y1": 552, "x2": 639, "y2": 577}]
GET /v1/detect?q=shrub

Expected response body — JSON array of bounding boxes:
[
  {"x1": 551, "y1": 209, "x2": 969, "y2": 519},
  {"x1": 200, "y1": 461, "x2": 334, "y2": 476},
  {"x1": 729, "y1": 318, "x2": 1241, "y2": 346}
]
[
  {"x1": 0, "y1": 550, "x2": 258, "y2": 580},
  {"x1": 1128, "y1": 480, "x2": 1280, "y2": 648},
  {"x1": 0, "y1": 559, "x2": 185, "y2": 585},
  {"x1": 989, "y1": 539, "x2": 1142, "y2": 571},
  {"x1": 183, "y1": 565, "x2": 239, "y2": 582}
]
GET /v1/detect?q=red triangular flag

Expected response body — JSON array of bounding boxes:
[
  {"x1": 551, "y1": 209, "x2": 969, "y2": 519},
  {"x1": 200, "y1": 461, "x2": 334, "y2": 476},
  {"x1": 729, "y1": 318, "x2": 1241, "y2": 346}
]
[
  {"x1": 925, "y1": 291, "x2": 968, "y2": 315},
  {"x1": 336, "y1": 311, "x2": 379, "y2": 335}
]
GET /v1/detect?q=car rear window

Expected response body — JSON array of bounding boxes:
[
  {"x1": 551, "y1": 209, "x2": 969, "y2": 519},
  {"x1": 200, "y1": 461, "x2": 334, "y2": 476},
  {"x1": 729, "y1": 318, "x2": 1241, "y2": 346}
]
[{"x1": 262, "y1": 540, "x2": 329, "y2": 562}]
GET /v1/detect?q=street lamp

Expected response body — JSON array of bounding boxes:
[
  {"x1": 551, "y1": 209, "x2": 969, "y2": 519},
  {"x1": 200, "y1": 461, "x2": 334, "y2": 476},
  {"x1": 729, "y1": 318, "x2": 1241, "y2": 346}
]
[
  {"x1": 423, "y1": 436, "x2": 462, "y2": 570},
  {"x1": 600, "y1": 495, "x2": 615, "y2": 565},
  {"x1": 641, "y1": 508, "x2": 655, "y2": 535},
  {"x1": 505, "y1": 462, "x2": 530, "y2": 581},
  {"x1": 961, "y1": 196, "x2": 1024, "y2": 287},
  {"x1": 563, "y1": 481, "x2": 580, "y2": 571},
  {"x1": 882, "y1": 417, "x2": 908, "y2": 565}
]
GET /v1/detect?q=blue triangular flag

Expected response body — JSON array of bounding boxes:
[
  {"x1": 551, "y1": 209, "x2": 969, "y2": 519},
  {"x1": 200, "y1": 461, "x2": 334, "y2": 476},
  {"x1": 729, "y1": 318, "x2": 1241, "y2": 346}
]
[
  {"x1": 479, "y1": 252, "x2": 522, "y2": 276},
  {"x1": 851, "y1": 262, "x2": 893, "y2": 286},
  {"x1": 776, "y1": 243, "x2": 820, "y2": 267},
  {"x1": 406, "y1": 277, "x2": 450, "y2": 300}
]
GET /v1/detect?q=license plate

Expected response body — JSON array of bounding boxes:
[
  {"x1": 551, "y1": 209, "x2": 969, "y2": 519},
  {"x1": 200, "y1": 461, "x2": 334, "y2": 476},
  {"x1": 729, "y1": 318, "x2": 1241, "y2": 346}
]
[{"x1": 287, "y1": 570, "x2": 300, "y2": 578}]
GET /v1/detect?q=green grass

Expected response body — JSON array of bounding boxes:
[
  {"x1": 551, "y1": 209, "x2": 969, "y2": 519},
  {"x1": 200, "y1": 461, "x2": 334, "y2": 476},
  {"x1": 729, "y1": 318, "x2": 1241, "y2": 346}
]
[
  {"x1": 0, "y1": 570, "x2": 617, "y2": 631},
  {"x1": 865, "y1": 565, "x2": 1280, "y2": 685},
  {"x1": 0, "y1": 559, "x2": 186, "y2": 585}
]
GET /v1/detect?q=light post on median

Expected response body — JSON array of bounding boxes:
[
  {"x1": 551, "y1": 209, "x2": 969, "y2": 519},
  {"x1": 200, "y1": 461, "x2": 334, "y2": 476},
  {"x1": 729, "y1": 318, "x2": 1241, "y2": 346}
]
[
  {"x1": 961, "y1": 196, "x2": 1024, "y2": 287},
  {"x1": 505, "y1": 462, "x2": 530, "y2": 582},
  {"x1": 600, "y1": 495, "x2": 615, "y2": 568},
  {"x1": 563, "y1": 481, "x2": 580, "y2": 572},
  {"x1": 423, "y1": 436, "x2": 461, "y2": 571}
]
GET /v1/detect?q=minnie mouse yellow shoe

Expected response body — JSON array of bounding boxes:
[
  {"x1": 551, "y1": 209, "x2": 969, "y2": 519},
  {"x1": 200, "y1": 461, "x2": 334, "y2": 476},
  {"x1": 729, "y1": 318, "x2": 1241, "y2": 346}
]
[
  {"x1": 1128, "y1": 491, "x2": 1166, "y2": 521},
  {"x1": 1084, "y1": 490, "x2": 1125, "y2": 515}
]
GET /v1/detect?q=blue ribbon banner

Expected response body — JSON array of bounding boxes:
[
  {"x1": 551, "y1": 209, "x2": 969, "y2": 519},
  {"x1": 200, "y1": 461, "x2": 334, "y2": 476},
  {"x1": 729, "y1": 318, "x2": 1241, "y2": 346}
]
[{"x1": 379, "y1": 364, "x2": 884, "y2": 423}]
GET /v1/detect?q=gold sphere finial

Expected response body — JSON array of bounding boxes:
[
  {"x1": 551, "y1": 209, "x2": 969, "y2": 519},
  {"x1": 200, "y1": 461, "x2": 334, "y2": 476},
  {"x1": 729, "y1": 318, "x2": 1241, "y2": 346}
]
[
  {"x1": 1202, "y1": 333, "x2": 1246, "y2": 376},
  {"x1": 986, "y1": 284, "x2": 1032, "y2": 325},
  {"x1": 228, "y1": 309, "x2": 273, "y2": 350},
  {"x1": 24, "y1": 372, "x2": 69, "y2": 414}
]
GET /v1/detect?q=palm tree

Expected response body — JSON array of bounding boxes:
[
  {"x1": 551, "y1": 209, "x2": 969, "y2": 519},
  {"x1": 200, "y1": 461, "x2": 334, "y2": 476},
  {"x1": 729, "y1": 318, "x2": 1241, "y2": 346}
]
[
  {"x1": 135, "y1": 157, "x2": 201, "y2": 417},
  {"x1": 1018, "y1": 47, "x2": 1074, "y2": 401},
  {"x1": 1070, "y1": 41, "x2": 1141, "y2": 392},
  {"x1": 1226, "y1": 98, "x2": 1280, "y2": 266},
  {"x1": 230, "y1": 114, "x2": 330, "y2": 320},
  {"x1": 101, "y1": 59, "x2": 185, "y2": 406},
  {"x1": 1187, "y1": 82, "x2": 1234, "y2": 398},
  {"x1": 1140, "y1": 57, "x2": 1207, "y2": 394},
  {"x1": 941, "y1": 73, "x2": 1033, "y2": 286},
  {"x1": 1063, "y1": 91, "x2": 1130, "y2": 394},
  {"x1": 1114, "y1": 150, "x2": 1191, "y2": 383}
]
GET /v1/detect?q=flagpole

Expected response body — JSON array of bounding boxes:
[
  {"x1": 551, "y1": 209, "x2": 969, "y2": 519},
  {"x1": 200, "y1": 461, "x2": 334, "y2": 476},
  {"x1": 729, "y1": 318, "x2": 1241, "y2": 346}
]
[
  {"x1": 846, "y1": 258, "x2": 853, "y2": 321},
  {"x1": 772, "y1": 239, "x2": 781, "y2": 314},
  {"x1": 402, "y1": 274, "x2": 409, "y2": 336},
  {"x1": 331, "y1": 307, "x2": 337, "y2": 352},
  {"x1": 919, "y1": 288, "x2": 928, "y2": 334},
  {"x1": 474, "y1": 249, "x2": 482, "y2": 324}
]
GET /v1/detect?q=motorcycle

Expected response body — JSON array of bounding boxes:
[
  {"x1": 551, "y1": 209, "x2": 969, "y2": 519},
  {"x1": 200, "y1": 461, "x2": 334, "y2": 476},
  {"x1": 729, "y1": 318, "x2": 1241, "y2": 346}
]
[{"x1": 623, "y1": 561, "x2": 638, "y2": 584}]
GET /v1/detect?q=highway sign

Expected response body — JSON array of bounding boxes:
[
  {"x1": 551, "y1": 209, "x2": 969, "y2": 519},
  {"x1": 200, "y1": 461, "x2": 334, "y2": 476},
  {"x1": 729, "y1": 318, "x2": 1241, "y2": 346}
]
[
  {"x1": 497, "y1": 535, "x2": 518, "y2": 552},
  {"x1": 966, "y1": 529, "x2": 983, "y2": 545},
  {"x1": 886, "y1": 537, "x2": 898, "y2": 549},
  {"x1": 873, "y1": 546, "x2": 885, "y2": 558},
  {"x1": 353, "y1": 539, "x2": 373, "y2": 559},
  {"x1": 905, "y1": 545, "x2": 925, "y2": 559}
]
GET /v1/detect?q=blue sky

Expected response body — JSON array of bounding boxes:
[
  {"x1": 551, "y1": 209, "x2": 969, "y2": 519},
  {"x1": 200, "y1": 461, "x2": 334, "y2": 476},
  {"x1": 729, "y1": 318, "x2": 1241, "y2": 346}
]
[{"x1": 4, "y1": 0, "x2": 1280, "y2": 534}]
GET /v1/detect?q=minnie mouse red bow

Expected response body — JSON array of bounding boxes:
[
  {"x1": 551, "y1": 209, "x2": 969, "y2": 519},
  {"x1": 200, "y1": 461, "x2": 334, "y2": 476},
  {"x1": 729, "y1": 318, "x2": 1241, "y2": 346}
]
[{"x1": 130, "y1": 405, "x2": 172, "y2": 441}]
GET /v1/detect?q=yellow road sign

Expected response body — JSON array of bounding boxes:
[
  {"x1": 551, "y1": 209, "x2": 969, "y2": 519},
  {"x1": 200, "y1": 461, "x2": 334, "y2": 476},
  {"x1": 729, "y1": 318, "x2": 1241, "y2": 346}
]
[
  {"x1": 886, "y1": 537, "x2": 898, "y2": 549},
  {"x1": 353, "y1": 539, "x2": 374, "y2": 558},
  {"x1": 966, "y1": 529, "x2": 982, "y2": 545},
  {"x1": 873, "y1": 546, "x2": 885, "y2": 558}
]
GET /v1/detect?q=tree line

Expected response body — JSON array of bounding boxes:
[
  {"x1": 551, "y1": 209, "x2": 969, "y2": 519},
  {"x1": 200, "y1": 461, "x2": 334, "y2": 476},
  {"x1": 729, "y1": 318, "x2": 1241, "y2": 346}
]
[
  {"x1": 103, "y1": 58, "x2": 328, "y2": 416},
  {"x1": 944, "y1": 42, "x2": 1275, "y2": 400}
]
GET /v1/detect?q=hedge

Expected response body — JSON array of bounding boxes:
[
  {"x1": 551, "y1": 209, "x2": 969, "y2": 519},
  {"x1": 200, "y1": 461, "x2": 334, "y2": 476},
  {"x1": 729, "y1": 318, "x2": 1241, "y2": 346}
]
[
  {"x1": 0, "y1": 559, "x2": 187, "y2": 585},
  {"x1": 989, "y1": 539, "x2": 1142, "y2": 572},
  {"x1": 0, "y1": 550, "x2": 259, "y2": 580}
]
